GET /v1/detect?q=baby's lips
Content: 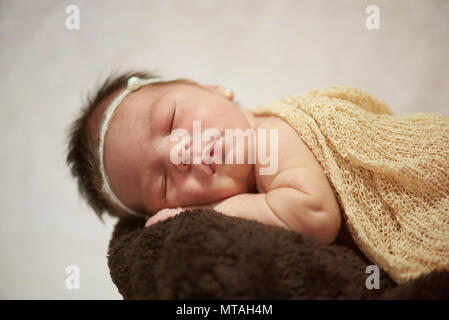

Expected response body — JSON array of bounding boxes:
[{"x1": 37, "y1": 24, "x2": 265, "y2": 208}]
[
  {"x1": 145, "y1": 207, "x2": 183, "y2": 227},
  {"x1": 201, "y1": 136, "x2": 223, "y2": 165}
]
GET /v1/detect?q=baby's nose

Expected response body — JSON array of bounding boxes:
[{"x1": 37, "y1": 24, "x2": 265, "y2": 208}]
[{"x1": 174, "y1": 139, "x2": 191, "y2": 173}]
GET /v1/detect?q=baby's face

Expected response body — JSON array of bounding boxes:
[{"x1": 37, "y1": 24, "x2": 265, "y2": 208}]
[{"x1": 100, "y1": 82, "x2": 255, "y2": 216}]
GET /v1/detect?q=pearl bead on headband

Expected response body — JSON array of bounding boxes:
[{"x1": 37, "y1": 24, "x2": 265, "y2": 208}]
[{"x1": 98, "y1": 76, "x2": 165, "y2": 218}]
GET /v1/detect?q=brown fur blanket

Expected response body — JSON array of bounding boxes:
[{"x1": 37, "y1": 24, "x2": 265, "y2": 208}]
[{"x1": 107, "y1": 209, "x2": 449, "y2": 299}]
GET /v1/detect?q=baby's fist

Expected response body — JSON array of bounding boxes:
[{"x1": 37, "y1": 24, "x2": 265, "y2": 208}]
[{"x1": 144, "y1": 207, "x2": 184, "y2": 228}]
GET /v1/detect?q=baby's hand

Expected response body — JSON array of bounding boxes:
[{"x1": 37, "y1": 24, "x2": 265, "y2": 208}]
[{"x1": 144, "y1": 207, "x2": 184, "y2": 228}]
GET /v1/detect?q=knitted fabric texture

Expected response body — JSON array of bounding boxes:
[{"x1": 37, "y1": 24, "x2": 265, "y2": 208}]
[{"x1": 249, "y1": 86, "x2": 449, "y2": 284}]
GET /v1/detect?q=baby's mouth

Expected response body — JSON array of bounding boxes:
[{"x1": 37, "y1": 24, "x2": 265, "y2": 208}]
[
  {"x1": 203, "y1": 136, "x2": 223, "y2": 174},
  {"x1": 209, "y1": 141, "x2": 217, "y2": 173}
]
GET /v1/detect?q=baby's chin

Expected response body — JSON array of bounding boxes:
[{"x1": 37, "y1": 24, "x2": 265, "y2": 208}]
[{"x1": 216, "y1": 164, "x2": 257, "y2": 193}]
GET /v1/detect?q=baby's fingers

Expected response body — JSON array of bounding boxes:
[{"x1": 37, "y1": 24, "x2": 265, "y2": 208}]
[{"x1": 144, "y1": 207, "x2": 184, "y2": 228}]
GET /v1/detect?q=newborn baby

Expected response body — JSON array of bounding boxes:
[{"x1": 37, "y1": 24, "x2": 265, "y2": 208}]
[
  {"x1": 139, "y1": 81, "x2": 342, "y2": 244},
  {"x1": 67, "y1": 71, "x2": 341, "y2": 245},
  {"x1": 67, "y1": 71, "x2": 449, "y2": 284}
]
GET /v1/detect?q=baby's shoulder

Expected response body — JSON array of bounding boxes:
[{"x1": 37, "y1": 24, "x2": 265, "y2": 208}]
[{"x1": 254, "y1": 115, "x2": 327, "y2": 193}]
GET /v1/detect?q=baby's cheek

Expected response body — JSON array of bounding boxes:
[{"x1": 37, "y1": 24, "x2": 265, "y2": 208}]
[
  {"x1": 178, "y1": 187, "x2": 211, "y2": 205},
  {"x1": 176, "y1": 174, "x2": 244, "y2": 206}
]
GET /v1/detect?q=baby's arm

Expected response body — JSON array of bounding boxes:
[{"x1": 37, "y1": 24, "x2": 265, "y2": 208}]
[
  {"x1": 207, "y1": 188, "x2": 340, "y2": 245},
  {"x1": 146, "y1": 186, "x2": 341, "y2": 245}
]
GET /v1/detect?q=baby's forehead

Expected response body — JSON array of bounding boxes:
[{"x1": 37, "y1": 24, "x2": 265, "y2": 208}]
[
  {"x1": 87, "y1": 81, "x2": 198, "y2": 147},
  {"x1": 86, "y1": 91, "x2": 121, "y2": 149},
  {"x1": 87, "y1": 85, "x2": 153, "y2": 141}
]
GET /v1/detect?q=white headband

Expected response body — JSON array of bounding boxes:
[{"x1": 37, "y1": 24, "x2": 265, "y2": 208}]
[{"x1": 98, "y1": 76, "x2": 167, "y2": 218}]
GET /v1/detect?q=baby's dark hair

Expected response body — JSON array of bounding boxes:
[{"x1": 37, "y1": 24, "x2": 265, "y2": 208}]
[{"x1": 66, "y1": 70, "x2": 195, "y2": 219}]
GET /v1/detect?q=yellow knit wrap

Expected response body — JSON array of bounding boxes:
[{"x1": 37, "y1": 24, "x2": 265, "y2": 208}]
[{"x1": 249, "y1": 86, "x2": 449, "y2": 284}]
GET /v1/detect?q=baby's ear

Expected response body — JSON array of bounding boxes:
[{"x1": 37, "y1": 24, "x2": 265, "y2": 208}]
[{"x1": 202, "y1": 84, "x2": 234, "y2": 101}]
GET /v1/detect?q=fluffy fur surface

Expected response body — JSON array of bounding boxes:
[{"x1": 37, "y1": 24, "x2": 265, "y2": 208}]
[{"x1": 108, "y1": 209, "x2": 449, "y2": 299}]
